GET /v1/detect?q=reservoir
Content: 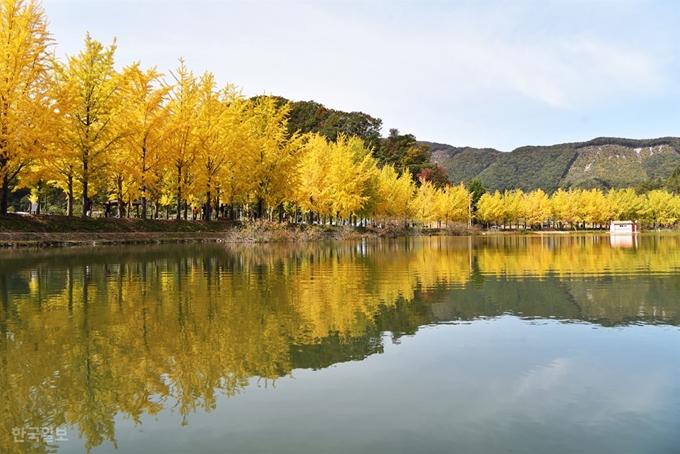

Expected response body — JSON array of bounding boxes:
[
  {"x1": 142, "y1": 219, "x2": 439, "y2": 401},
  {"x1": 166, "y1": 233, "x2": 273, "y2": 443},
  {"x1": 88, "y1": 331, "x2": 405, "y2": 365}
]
[{"x1": 1, "y1": 234, "x2": 679, "y2": 453}]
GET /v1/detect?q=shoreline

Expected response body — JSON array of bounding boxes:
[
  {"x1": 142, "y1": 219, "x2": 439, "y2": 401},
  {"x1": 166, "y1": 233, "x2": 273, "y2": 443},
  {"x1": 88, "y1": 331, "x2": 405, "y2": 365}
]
[
  {"x1": 0, "y1": 215, "x2": 429, "y2": 248},
  {"x1": 0, "y1": 229, "x2": 425, "y2": 248},
  {"x1": 0, "y1": 231, "x2": 232, "y2": 248},
  {"x1": 2, "y1": 215, "x2": 675, "y2": 249}
]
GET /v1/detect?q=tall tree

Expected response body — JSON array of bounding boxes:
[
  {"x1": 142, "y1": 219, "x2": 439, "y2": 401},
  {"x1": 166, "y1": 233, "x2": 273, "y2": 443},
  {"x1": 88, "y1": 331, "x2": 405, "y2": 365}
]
[
  {"x1": 194, "y1": 73, "x2": 246, "y2": 220},
  {"x1": 0, "y1": 0, "x2": 53, "y2": 214},
  {"x1": 523, "y1": 189, "x2": 551, "y2": 229},
  {"x1": 376, "y1": 129, "x2": 432, "y2": 180},
  {"x1": 58, "y1": 33, "x2": 126, "y2": 217},
  {"x1": 119, "y1": 65, "x2": 170, "y2": 219},
  {"x1": 285, "y1": 99, "x2": 383, "y2": 151},
  {"x1": 416, "y1": 164, "x2": 449, "y2": 189},
  {"x1": 607, "y1": 188, "x2": 644, "y2": 222},
  {"x1": 476, "y1": 191, "x2": 504, "y2": 227},
  {"x1": 165, "y1": 59, "x2": 198, "y2": 220},
  {"x1": 412, "y1": 179, "x2": 439, "y2": 227},
  {"x1": 374, "y1": 165, "x2": 402, "y2": 220},
  {"x1": 246, "y1": 96, "x2": 303, "y2": 219},
  {"x1": 328, "y1": 135, "x2": 378, "y2": 222},
  {"x1": 666, "y1": 164, "x2": 680, "y2": 195},
  {"x1": 439, "y1": 183, "x2": 469, "y2": 226},
  {"x1": 467, "y1": 178, "x2": 486, "y2": 219},
  {"x1": 643, "y1": 190, "x2": 676, "y2": 229},
  {"x1": 502, "y1": 189, "x2": 524, "y2": 228},
  {"x1": 297, "y1": 133, "x2": 333, "y2": 219}
]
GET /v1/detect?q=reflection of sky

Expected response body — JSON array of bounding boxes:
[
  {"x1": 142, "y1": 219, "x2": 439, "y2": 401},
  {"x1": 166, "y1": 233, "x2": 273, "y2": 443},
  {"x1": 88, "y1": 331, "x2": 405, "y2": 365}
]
[{"x1": 61, "y1": 317, "x2": 680, "y2": 454}]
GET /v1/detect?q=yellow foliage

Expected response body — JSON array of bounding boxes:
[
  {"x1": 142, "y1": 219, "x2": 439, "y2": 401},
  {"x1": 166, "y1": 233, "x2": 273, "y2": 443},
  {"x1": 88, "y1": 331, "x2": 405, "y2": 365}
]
[{"x1": 0, "y1": 0, "x2": 54, "y2": 210}]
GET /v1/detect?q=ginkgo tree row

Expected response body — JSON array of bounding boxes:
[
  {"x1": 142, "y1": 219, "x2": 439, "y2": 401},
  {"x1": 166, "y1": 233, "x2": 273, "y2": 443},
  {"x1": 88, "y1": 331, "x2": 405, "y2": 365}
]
[
  {"x1": 476, "y1": 188, "x2": 680, "y2": 230},
  {"x1": 2, "y1": 0, "x2": 679, "y2": 230},
  {"x1": 0, "y1": 0, "x2": 467, "y2": 224},
  {"x1": 295, "y1": 134, "x2": 471, "y2": 226}
]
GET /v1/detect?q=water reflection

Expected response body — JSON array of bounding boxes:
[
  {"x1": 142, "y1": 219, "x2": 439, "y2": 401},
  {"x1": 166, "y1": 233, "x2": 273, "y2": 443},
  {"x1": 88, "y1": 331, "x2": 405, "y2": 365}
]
[
  {"x1": 0, "y1": 234, "x2": 679, "y2": 453},
  {"x1": 610, "y1": 234, "x2": 638, "y2": 248}
]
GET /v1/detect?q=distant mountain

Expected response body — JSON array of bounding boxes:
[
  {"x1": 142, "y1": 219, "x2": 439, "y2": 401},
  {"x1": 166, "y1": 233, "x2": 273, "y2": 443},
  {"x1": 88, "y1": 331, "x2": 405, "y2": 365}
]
[{"x1": 422, "y1": 137, "x2": 680, "y2": 192}]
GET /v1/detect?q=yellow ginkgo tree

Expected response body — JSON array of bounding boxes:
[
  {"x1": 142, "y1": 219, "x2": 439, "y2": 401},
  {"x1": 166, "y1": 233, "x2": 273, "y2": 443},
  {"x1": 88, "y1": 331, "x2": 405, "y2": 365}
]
[
  {"x1": 193, "y1": 73, "x2": 247, "y2": 220},
  {"x1": 296, "y1": 133, "x2": 333, "y2": 222},
  {"x1": 246, "y1": 96, "x2": 303, "y2": 220},
  {"x1": 476, "y1": 191, "x2": 504, "y2": 227},
  {"x1": 439, "y1": 183, "x2": 469, "y2": 227},
  {"x1": 57, "y1": 33, "x2": 127, "y2": 216},
  {"x1": 119, "y1": 64, "x2": 170, "y2": 219},
  {"x1": 523, "y1": 188, "x2": 551, "y2": 229},
  {"x1": 328, "y1": 135, "x2": 378, "y2": 224},
  {"x1": 165, "y1": 59, "x2": 199, "y2": 220},
  {"x1": 0, "y1": 0, "x2": 54, "y2": 214}
]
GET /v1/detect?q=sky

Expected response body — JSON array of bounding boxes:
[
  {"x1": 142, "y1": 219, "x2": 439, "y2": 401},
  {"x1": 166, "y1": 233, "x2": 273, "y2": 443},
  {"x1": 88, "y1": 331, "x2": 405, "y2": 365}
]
[{"x1": 41, "y1": 0, "x2": 679, "y2": 151}]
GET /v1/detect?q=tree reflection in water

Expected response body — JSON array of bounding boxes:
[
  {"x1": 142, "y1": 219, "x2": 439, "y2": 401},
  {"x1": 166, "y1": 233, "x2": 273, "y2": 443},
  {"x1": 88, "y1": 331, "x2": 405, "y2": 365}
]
[{"x1": 0, "y1": 235, "x2": 678, "y2": 452}]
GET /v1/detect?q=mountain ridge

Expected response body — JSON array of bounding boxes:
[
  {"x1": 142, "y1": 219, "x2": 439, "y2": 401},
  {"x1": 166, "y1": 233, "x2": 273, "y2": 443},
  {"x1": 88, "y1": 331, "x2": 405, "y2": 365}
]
[{"x1": 421, "y1": 136, "x2": 680, "y2": 192}]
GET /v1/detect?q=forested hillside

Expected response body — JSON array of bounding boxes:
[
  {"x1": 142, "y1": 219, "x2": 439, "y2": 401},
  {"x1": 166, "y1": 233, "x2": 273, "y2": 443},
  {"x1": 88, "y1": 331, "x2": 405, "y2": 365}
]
[
  {"x1": 425, "y1": 143, "x2": 501, "y2": 185},
  {"x1": 425, "y1": 137, "x2": 680, "y2": 192}
]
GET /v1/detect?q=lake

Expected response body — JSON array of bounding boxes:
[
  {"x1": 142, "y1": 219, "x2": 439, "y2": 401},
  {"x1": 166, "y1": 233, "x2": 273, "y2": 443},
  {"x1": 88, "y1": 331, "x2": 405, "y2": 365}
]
[{"x1": 1, "y1": 234, "x2": 679, "y2": 454}]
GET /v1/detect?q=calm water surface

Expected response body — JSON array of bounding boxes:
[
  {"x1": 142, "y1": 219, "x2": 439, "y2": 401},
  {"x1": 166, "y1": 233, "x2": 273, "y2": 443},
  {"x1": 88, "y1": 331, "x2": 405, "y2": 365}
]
[{"x1": 1, "y1": 234, "x2": 679, "y2": 454}]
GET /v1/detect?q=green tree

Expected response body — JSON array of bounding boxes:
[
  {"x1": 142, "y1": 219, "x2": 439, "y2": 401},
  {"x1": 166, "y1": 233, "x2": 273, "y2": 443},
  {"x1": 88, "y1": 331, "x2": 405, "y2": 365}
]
[
  {"x1": 467, "y1": 177, "x2": 486, "y2": 220},
  {"x1": 376, "y1": 129, "x2": 432, "y2": 180},
  {"x1": 666, "y1": 164, "x2": 680, "y2": 195},
  {"x1": 285, "y1": 99, "x2": 382, "y2": 151},
  {"x1": 636, "y1": 177, "x2": 664, "y2": 194}
]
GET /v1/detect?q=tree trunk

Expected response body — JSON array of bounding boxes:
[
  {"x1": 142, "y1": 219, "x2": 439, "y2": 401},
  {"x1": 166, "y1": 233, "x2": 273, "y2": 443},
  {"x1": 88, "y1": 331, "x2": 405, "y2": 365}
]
[
  {"x1": 141, "y1": 143, "x2": 147, "y2": 219},
  {"x1": 0, "y1": 175, "x2": 8, "y2": 215},
  {"x1": 82, "y1": 179, "x2": 89, "y2": 217},
  {"x1": 176, "y1": 166, "x2": 182, "y2": 221},
  {"x1": 257, "y1": 198, "x2": 264, "y2": 220},
  {"x1": 205, "y1": 190, "x2": 211, "y2": 221},
  {"x1": 214, "y1": 189, "x2": 220, "y2": 220},
  {"x1": 67, "y1": 176, "x2": 74, "y2": 217},
  {"x1": 117, "y1": 179, "x2": 125, "y2": 219}
]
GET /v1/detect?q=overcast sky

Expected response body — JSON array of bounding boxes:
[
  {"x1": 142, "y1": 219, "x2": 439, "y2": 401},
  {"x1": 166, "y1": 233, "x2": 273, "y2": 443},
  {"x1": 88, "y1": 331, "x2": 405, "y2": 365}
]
[{"x1": 42, "y1": 0, "x2": 679, "y2": 151}]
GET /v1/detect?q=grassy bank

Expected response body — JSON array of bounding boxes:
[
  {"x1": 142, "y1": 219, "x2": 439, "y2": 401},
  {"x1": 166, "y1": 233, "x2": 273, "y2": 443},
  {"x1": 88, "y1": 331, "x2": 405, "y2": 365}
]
[
  {"x1": 0, "y1": 215, "x2": 439, "y2": 247},
  {"x1": 0, "y1": 214, "x2": 233, "y2": 233}
]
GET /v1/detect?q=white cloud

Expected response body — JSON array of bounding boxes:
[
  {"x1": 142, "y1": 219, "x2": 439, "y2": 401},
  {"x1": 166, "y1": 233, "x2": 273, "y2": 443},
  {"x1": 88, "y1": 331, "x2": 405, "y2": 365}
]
[{"x1": 41, "y1": 0, "x2": 680, "y2": 149}]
